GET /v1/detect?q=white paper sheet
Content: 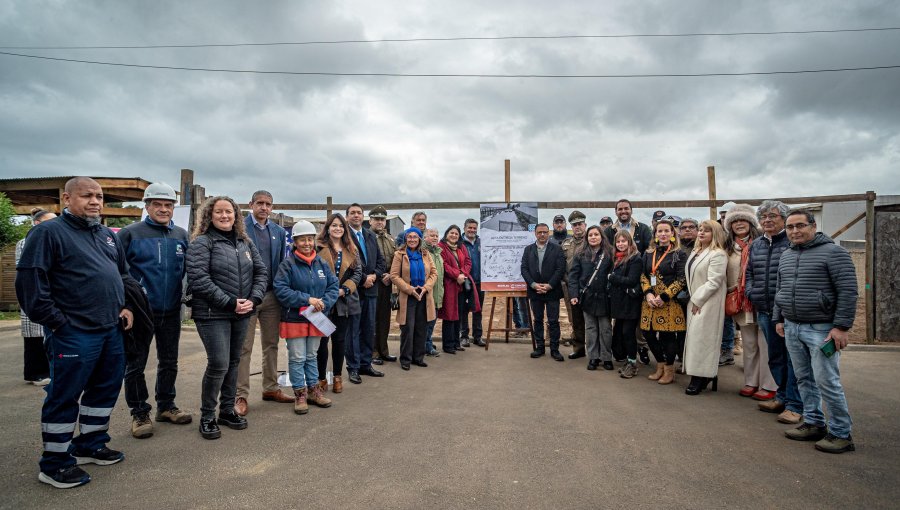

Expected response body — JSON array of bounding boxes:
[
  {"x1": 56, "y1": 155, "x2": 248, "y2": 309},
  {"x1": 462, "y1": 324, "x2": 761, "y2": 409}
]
[{"x1": 301, "y1": 306, "x2": 337, "y2": 336}]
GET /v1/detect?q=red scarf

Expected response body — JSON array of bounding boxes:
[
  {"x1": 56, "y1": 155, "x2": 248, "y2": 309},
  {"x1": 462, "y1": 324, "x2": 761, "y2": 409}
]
[
  {"x1": 294, "y1": 248, "x2": 317, "y2": 265},
  {"x1": 614, "y1": 251, "x2": 626, "y2": 266}
]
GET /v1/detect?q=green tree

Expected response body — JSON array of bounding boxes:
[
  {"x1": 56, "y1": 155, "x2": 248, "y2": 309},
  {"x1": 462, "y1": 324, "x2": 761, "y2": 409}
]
[
  {"x1": 105, "y1": 202, "x2": 140, "y2": 228},
  {"x1": 0, "y1": 192, "x2": 30, "y2": 246}
]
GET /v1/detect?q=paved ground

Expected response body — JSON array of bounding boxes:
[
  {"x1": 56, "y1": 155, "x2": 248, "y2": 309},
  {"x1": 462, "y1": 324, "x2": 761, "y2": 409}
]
[{"x1": 1, "y1": 325, "x2": 899, "y2": 509}]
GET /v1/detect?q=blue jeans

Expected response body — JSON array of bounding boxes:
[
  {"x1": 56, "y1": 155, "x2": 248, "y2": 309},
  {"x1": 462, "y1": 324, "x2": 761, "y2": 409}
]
[
  {"x1": 757, "y1": 312, "x2": 802, "y2": 413},
  {"x1": 721, "y1": 315, "x2": 735, "y2": 350},
  {"x1": 125, "y1": 310, "x2": 182, "y2": 416},
  {"x1": 196, "y1": 317, "x2": 250, "y2": 420},
  {"x1": 425, "y1": 319, "x2": 437, "y2": 352},
  {"x1": 40, "y1": 324, "x2": 125, "y2": 473},
  {"x1": 513, "y1": 298, "x2": 530, "y2": 329},
  {"x1": 357, "y1": 294, "x2": 377, "y2": 369},
  {"x1": 286, "y1": 336, "x2": 320, "y2": 389},
  {"x1": 784, "y1": 320, "x2": 853, "y2": 438},
  {"x1": 343, "y1": 312, "x2": 363, "y2": 371}
]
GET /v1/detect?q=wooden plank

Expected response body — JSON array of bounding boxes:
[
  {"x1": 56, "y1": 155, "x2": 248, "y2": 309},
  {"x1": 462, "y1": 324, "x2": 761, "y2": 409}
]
[{"x1": 830, "y1": 211, "x2": 866, "y2": 239}]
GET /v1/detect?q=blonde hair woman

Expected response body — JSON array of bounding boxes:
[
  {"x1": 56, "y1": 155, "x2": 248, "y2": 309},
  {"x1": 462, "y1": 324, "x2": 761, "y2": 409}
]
[{"x1": 682, "y1": 220, "x2": 728, "y2": 395}]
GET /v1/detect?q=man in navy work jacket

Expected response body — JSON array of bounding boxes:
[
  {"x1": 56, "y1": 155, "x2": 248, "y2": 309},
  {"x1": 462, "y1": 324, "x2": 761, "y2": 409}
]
[
  {"x1": 347, "y1": 203, "x2": 386, "y2": 380},
  {"x1": 521, "y1": 223, "x2": 567, "y2": 361},
  {"x1": 117, "y1": 182, "x2": 192, "y2": 439},
  {"x1": 16, "y1": 177, "x2": 134, "y2": 489}
]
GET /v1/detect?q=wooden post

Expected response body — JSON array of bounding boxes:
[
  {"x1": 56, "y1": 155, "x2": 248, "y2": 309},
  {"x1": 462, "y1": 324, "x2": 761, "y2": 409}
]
[
  {"x1": 707, "y1": 166, "x2": 717, "y2": 220},
  {"x1": 504, "y1": 159, "x2": 511, "y2": 202},
  {"x1": 179, "y1": 169, "x2": 193, "y2": 206},
  {"x1": 326, "y1": 196, "x2": 333, "y2": 219},
  {"x1": 865, "y1": 190, "x2": 876, "y2": 344}
]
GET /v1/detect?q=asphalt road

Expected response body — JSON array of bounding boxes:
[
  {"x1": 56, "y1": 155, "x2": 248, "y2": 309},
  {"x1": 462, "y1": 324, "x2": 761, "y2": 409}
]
[{"x1": 1, "y1": 326, "x2": 898, "y2": 509}]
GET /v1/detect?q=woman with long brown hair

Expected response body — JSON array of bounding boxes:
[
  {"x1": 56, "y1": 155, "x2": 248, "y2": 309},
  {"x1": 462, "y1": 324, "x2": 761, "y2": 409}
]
[
  {"x1": 314, "y1": 213, "x2": 364, "y2": 387},
  {"x1": 568, "y1": 225, "x2": 614, "y2": 370},
  {"x1": 187, "y1": 196, "x2": 267, "y2": 440},
  {"x1": 608, "y1": 230, "x2": 644, "y2": 378}
]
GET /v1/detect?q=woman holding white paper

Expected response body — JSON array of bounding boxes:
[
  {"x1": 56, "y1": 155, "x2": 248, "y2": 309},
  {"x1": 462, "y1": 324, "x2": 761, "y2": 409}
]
[{"x1": 273, "y1": 220, "x2": 340, "y2": 415}]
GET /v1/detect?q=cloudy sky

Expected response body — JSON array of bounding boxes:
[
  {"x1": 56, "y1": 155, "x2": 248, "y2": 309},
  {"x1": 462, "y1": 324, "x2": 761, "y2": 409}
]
[{"x1": 1, "y1": 1, "x2": 898, "y2": 230}]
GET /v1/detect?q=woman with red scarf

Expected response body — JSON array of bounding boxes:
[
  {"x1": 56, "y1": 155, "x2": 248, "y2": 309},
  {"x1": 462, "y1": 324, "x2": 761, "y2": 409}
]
[
  {"x1": 273, "y1": 220, "x2": 340, "y2": 415},
  {"x1": 608, "y1": 230, "x2": 644, "y2": 378}
]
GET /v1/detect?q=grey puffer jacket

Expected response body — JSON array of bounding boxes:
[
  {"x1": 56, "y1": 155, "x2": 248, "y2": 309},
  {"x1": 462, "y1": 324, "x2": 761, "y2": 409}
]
[
  {"x1": 772, "y1": 233, "x2": 858, "y2": 329},
  {"x1": 187, "y1": 229, "x2": 268, "y2": 320},
  {"x1": 744, "y1": 230, "x2": 790, "y2": 314}
]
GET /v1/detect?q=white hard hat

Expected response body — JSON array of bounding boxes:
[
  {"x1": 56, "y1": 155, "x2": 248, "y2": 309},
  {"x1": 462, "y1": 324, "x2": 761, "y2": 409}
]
[
  {"x1": 143, "y1": 182, "x2": 177, "y2": 202},
  {"x1": 291, "y1": 220, "x2": 317, "y2": 238}
]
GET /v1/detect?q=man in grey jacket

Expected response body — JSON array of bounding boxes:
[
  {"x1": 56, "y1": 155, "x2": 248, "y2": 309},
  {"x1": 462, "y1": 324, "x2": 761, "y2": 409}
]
[{"x1": 774, "y1": 209, "x2": 858, "y2": 454}]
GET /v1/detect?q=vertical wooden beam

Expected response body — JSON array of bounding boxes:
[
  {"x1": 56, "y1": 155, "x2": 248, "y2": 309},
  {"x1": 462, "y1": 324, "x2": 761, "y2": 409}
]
[
  {"x1": 180, "y1": 169, "x2": 194, "y2": 206},
  {"x1": 504, "y1": 159, "x2": 511, "y2": 202},
  {"x1": 707, "y1": 166, "x2": 717, "y2": 220},
  {"x1": 326, "y1": 196, "x2": 333, "y2": 219},
  {"x1": 865, "y1": 190, "x2": 876, "y2": 344}
]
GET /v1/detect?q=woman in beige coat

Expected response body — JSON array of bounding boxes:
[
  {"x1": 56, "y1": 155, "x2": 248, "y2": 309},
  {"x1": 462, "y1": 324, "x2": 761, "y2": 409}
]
[
  {"x1": 390, "y1": 227, "x2": 438, "y2": 371},
  {"x1": 683, "y1": 220, "x2": 728, "y2": 395},
  {"x1": 724, "y1": 204, "x2": 778, "y2": 400}
]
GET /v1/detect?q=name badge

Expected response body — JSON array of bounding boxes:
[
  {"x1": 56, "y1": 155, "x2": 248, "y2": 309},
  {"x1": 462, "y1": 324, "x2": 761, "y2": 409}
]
[{"x1": 650, "y1": 276, "x2": 657, "y2": 286}]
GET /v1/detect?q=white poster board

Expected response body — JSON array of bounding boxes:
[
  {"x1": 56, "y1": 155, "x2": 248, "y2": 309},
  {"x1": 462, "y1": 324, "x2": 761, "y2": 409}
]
[{"x1": 479, "y1": 202, "x2": 538, "y2": 291}]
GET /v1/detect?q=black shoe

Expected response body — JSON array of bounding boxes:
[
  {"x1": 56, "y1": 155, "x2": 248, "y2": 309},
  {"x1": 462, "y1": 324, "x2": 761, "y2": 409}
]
[
  {"x1": 360, "y1": 367, "x2": 385, "y2": 377},
  {"x1": 401, "y1": 363, "x2": 410, "y2": 371},
  {"x1": 348, "y1": 371, "x2": 362, "y2": 384},
  {"x1": 685, "y1": 376, "x2": 707, "y2": 396},
  {"x1": 569, "y1": 351, "x2": 586, "y2": 359},
  {"x1": 551, "y1": 350, "x2": 564, "y2": 362},
  {"x1": 383, "y1": 355, "x2": 398, "y2": 362},
  {"x1": 412, "y1": 360, "x2": 428, "y2": 367},
  {"x1": 199, "y1": 418, "x2": 221, "y2": 440},
  {"x1": 39, "y1": 466, "x2": 91, "y2": 489},
  {"x1": 587, "y1": 359, "x2": 600, "y2": 371},
  {"x1": 530, "y1": 349, "x2": 545, "y2": 358},
  {"x1": 472, "y1": 338, "x2": 486, "y2": 347},
  {"x1": 372, "y1": 357, "x2": 384, "y2": 365},
  {"x1": 72, "y1": 447, "x2": 124, "y2": 466},
  {"x1": 602, "y1": 361, "x2": 615, "y2": 371},
  {"x1": 455, "y1": 346, "x2": 466, "y2": 352},
  {"x1": 639, "y1": 347, "x2": 651, "y2": 365},
  {"x1": 442, "y1": 349, "x2": 457, "y2": 355},
  {"x1": 217, "y1": 410, "x2": 248, "y2": 430}
]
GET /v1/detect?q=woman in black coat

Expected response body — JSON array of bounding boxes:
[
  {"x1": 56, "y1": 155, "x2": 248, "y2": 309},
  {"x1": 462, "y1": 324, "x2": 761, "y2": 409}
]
[
  {"x1": 568, "y1": 225, "x2": 614, "y2": 370},
  {"x1": 187, "y1": 196, "x2": 267, "y2": 440},
  {"x1": 608, "y1": 230, "x2": 645, "y2": 378}
]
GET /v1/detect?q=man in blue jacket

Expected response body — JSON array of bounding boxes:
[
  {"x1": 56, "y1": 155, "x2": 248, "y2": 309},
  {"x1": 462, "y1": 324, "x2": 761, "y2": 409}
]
[
  {"x1": 16, "y1": 177, "x2": 133, "y2": 489},
  {"x1": 117, "y1": 182, "x2": 192, "y2": 439},
  {"x1": 460, "y1": 218, "x2": 486, "y2": 347},
  {"x1": 236, "y1": 190, "x2": 292, "y2": 415},
  {"x1": 775, "y1": 209, "x2": 858, "y2": 454}
]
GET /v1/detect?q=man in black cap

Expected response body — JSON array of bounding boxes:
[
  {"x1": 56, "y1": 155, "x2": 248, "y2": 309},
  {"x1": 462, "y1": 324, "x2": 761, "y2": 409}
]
[
  {"x1": 599, "y1": 216, "x2": 613, "y2": 230},
  {"x1": 560, "y1": 210, "x2": 587, "y2": 359},
  {"x1": 370, "y1": 205, "x2": 398, "y2": 364},
  {"x1": 651, "y1": 210, "x2": 667, "y2": 230},
  {"x1": 550, "y1": 214, "x2": 570, "y2": 245}
]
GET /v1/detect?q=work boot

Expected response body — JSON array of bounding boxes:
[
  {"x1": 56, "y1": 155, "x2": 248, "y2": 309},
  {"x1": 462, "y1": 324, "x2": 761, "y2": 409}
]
[
  {"x1": 332, "y1": 376, "x2": 343, "y2": 394},
  {"x1": 658, "y1": 364, "x2": 675, "y2": 385},
  {"x1": 718, "y1": 348, "x2": 735, "y2": 366},
  {"x1": 131, "y1": 413, "x2": 153, "y2": 439},
  {"x1": 308, "y1": 384, "x2": 332, "y2": 408},
  {"x1": 648, "y1": 362, "x2": 665, "y2": 381},
  {"x1": 156, "y1": 407, "x2": 192, "y2": 424},
  {"x1": 619, "y1": 361, "x2": 638, "y2": 379},
  {"x1": 815, "y1": 433, "x2": 855, "y2": 454},
  {"x1": 785, "y1": 423, "x2": 827, "y2": 442},
  {"x1": 293, "y1": 388, "x2": 308, "y2": 415},
  {"x1": 734, "y1": 333, "x2": 743, "y2": 355}
]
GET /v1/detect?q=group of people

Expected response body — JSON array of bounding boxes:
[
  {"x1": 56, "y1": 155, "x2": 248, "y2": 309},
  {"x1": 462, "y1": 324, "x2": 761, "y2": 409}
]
[
  {"x1": 518, "y1": 198, "x2": 858, "y2": 456},
  {"x1": 15, "y1": 179, "x2": 860, "y2": 489}
]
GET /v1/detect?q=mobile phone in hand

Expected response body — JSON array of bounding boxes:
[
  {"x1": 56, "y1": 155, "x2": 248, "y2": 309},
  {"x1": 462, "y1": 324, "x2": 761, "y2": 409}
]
[{"x1": 820, "y1": 338, "x2": 837, "y2": 358}]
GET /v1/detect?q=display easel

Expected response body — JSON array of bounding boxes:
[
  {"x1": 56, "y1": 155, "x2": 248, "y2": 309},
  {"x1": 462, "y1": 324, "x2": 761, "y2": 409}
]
[{"x1": 483, "y1": 290, "x2": 533, "y2": 350}]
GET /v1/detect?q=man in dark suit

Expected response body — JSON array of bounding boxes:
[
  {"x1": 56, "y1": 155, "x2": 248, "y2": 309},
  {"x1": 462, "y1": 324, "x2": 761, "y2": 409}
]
[
  {"x1": 521, "y1": 223, "x2": 567, "y2": 361},
  {"x1": 347, "y1": 203, "x2": 386, "y2": 378}
]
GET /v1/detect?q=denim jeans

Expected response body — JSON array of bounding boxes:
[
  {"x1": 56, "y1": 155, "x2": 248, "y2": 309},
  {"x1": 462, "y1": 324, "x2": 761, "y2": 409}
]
[
  {"x1": 721, "y1": 315, "x2": 735, "y2": 350},
  {"x1": 530, "y1": 298, "x2": 561, "y2": 351},
  {"x1": 757, "y1": 312, "x2": 802, "y2": 413},
  {"x1": 425, "y1": 319, "x2": 437, "y2": 353},
  {"x1": 784, "y1": 320, "x2": 853, "y2": 438},
  {"x1": 196, "y1": 317, "x2": 250, "y2": 420},
  {"x1": 513, "y1": 298, "x2": 530, "y2": 329},
  {"x1": 343, "y1": 312, "x2": 363, "y2": 372},
  {"x1": 357, "y1": 294, "x2": 377, "y2": 369},
  {"x1": 125, "y1": 310, "x2": 182, "y2": 416},
  {"x1": 286, "y1": 336, "x2": 320, "y2": 389}
]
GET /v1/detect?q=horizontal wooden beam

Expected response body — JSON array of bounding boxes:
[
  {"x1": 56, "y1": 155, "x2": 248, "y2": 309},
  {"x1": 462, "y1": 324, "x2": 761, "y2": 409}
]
[{"x1": 14, "y1": 204, "x2": 60, "y2": 214}]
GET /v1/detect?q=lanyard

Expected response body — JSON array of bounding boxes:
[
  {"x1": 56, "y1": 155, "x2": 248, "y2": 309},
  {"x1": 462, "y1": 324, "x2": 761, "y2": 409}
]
[{"x1": 651, "y1": 244, "x2": 672, "y2": 275}]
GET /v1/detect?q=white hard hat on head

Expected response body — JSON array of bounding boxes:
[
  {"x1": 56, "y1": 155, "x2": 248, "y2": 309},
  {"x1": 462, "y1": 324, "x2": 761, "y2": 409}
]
[
  {"x1": 143, "y1": 182, "x2": 177, "y2": 202},
  {"x1": 291, "y1": 220, "x2": 317, "y2": 238}
]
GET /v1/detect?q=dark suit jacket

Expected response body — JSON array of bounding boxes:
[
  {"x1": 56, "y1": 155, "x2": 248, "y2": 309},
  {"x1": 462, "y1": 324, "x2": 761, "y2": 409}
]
[
  {"x1": 520, "y1": 241, "x2": 566, "y2": 301},
  {"x1": 351, "y1": 226, "x2": 386, "y2": 298}
]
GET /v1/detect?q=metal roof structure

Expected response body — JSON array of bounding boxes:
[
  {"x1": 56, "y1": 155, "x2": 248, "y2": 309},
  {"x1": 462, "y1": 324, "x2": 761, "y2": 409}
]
[{"x1": 0, "y1": 176, "x2": 152, "y2": 217}]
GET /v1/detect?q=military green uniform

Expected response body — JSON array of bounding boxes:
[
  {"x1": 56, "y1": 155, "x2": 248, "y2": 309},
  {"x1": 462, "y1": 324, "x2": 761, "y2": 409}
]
[
  {"x1": 561, "y1": 211, "x2": 587, "y2": 355},
  {"x1": 371, "y1": 206, "x2": 397, "y2": 360}
]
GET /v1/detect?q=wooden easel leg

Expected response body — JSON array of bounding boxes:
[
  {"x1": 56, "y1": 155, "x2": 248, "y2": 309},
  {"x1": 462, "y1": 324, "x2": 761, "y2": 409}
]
[
  {"x1": 486, "y1": 296, "x2": 497, "y2": 351},
  {"x1": 505, "y1": 297, "x2": 512, "y2": 343}
]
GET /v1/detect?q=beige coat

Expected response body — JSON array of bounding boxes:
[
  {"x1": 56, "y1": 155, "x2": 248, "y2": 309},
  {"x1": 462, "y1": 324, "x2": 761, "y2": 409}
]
[
  {"x1": 683, "y1": 248, "x2": 727, "y2": 378},
  {"x1": 390, "y1": 249, "x2": 438, "y2": 326}
]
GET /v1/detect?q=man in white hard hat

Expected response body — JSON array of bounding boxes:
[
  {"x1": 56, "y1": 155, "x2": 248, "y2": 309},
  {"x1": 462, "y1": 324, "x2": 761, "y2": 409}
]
[{"x1": 117, "y1": 182, "x2": 193, "y2": 439}]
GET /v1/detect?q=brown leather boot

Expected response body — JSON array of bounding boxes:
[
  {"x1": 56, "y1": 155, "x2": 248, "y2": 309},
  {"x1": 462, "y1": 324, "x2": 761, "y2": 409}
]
[
  {"x1": 648, "y1": 362, "x2": 666, "y2": 381},
  {"x1": 307, "y1": 385, "x2": 332, "y2": 408},
  {"x1": 332, "y1": 376, "x2": 343, "y2": 394},
  {"x1": 293, "y1": 388, "x2": 308, "y2": 415},
  {"x1": 658, "y1": 364, "x2": 675, "y2": 385}
]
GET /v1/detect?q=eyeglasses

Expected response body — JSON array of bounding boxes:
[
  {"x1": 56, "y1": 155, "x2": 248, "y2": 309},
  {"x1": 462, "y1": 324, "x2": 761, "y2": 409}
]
[
  {"x1": 679, "y1": 225, "x2": 697, "y2": 230},
  {"x1": 759, "y1": 213, "x2": 781, "y2": 220},
  {"x1": 785, "y1": 223, "x2": 811, "y2": 231}
]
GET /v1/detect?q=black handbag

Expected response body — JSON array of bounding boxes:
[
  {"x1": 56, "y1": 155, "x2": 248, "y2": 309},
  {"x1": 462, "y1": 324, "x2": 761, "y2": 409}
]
[
  {"x1": 390, "y1": 292, "x2": 400, "y2": 311},
  {"x1": 463, "y1": 277, "x2": 473, "y2": 292}
]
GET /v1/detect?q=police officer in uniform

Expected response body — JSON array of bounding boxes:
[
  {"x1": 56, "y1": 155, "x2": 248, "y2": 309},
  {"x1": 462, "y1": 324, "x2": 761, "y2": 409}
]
[
  {"x1": 370, "y1": 205, "x2": 399, "y2": 364},
  {"x1": 560, "y1": 211, "x2": 587, "y2": 359}
]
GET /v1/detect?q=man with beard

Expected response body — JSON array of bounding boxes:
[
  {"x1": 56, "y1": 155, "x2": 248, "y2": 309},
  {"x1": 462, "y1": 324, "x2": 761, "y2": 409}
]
[{"x1": 550, "y1": 215, "x2": 570, "y2": 245}]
